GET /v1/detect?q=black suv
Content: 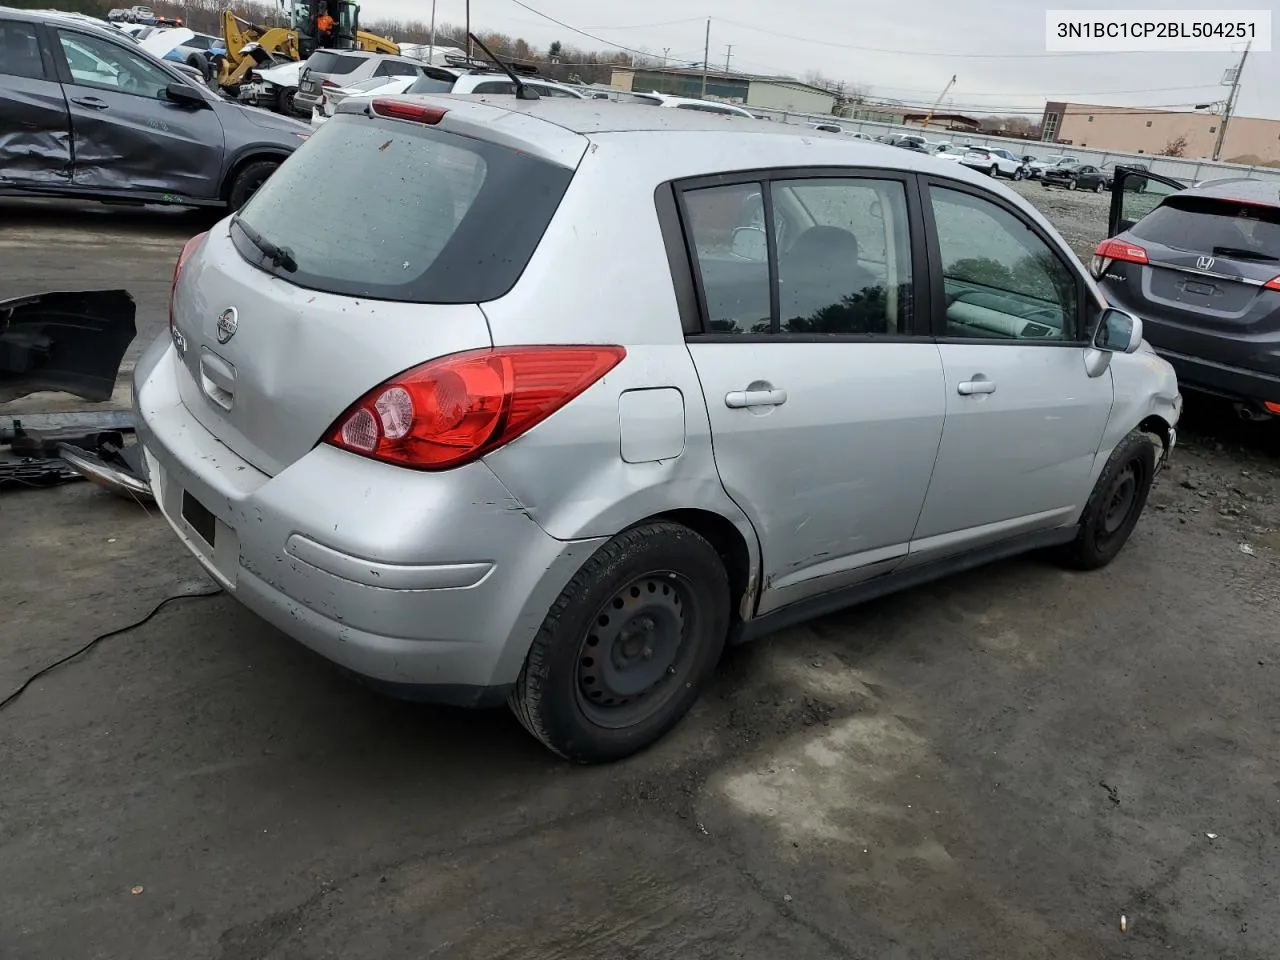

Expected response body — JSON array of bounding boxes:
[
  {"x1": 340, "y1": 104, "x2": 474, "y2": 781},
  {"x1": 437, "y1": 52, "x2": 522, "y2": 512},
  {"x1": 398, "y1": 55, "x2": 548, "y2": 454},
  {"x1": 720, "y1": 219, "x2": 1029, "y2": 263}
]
[{"x1": 1095, "y1": 170, "x2": 1280, "y2": 418}]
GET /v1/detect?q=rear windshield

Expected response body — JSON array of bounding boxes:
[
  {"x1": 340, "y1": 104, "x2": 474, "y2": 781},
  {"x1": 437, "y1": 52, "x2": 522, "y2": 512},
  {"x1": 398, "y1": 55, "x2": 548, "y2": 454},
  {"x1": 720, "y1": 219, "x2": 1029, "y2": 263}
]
[
  {"x1": 231, "y1": 115, "x2": 575, "y2": 303},
  {"x1": 1131, "y1": 195, "x2": 1280, "y2": 257},
  {"x1": 405, "y1": 75, "x2": 457, "y2": 94},
  {"x1": 307, "y1": 51, "x2": 365, "y2": 75}
]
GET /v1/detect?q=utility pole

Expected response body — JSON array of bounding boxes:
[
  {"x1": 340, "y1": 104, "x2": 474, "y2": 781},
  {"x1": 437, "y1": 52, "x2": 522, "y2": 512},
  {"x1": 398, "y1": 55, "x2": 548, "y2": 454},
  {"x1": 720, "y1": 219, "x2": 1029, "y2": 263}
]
[
  {"x1": 922, "y1": 74, "x2": 957, "y2": 130},
  {"x1": 662, "y1": 46, "x2": 670, "y2": 70},
  {"x1": 724, "y1": 44, "x2": 733, "y2": 73},
  {"x1": 1213, "y1": 41, "x2": 1250, "y2": 161},
  {"x1": 427, "y1": 0, "x2": 436, "y2": 64},
  {"x1": 701, "y1": 18, "x2": 710, "y2": 98},
  {"x1": 466, "y1": 0, "x2": 471, "y2": 59}
]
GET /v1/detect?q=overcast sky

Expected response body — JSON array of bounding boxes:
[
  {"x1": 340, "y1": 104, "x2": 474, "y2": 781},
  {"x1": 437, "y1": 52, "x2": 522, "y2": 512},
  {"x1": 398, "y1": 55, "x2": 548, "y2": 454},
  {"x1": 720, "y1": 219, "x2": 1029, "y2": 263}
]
[{"x1": 365, "y1": 0, "x2": 1275, "y2": 119}]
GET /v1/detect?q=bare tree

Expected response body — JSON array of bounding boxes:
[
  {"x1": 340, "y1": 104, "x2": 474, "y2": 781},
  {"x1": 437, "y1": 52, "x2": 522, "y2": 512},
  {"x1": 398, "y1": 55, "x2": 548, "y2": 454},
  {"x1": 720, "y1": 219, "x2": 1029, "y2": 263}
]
[{"x1": 1161, "y1": 134, "x2": 1189, "y2": 157}]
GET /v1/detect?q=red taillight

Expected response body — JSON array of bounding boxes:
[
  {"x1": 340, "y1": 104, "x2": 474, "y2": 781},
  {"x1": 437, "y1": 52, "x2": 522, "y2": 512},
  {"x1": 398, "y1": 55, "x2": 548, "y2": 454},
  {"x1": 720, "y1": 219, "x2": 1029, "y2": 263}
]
[
  {"x1": 169, "y1": 232, "x2": 208, "y2": 332},
  {"x1": 1264, "y1": 275, "x2": 1280, "y2": 291},
  {"x1": 1091, "y1": 237, "x2": 1148, "y2": 278},
  {"x1": 321, "y1": 78, "x2": 339, "y2": 89},
  {"x1": 1265, "y1": 401, "x2": 1280, "y2": 414},
  {"x1": 370, "y1": 97, "x2": 448, "y2": 125},
  {"x1": 324, "y1": 346, "x2": 626, "y2": 470}
]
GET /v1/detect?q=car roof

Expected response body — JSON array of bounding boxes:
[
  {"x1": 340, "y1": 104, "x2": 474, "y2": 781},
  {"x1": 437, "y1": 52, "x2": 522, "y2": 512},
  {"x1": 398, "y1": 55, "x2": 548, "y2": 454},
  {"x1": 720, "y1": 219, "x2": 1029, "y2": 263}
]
[
  {"x1": 1181, "y1": 178, "x2": 1280, "y2": 207},
  {"x1": 3, "y1": 6, "x2": 140, "y2": 37},
  {"x1": 360, "y1": 95, "x2": 1010, "y2": 176}
]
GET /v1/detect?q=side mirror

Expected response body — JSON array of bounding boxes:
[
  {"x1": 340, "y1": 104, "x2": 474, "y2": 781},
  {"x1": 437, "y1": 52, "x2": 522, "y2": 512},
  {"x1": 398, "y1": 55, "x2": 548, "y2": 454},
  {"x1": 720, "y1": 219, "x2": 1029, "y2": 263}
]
[
  {"x1": 1093, "y1": 307, "x2": 1143, "y2": 354},
  {"x1": 730, "y1": 226, "x2": 767, "y2": 261},
  {"x1": 166, "y1": 82, "x2": 208, "y2": 108}
]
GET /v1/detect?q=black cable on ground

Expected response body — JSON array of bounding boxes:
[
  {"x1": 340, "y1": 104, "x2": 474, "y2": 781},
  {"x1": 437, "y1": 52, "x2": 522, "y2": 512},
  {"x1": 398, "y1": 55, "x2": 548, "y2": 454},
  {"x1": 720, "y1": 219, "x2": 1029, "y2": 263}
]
[{"x1": 0, "y1": 586, "x2": 224, "y2": 713}]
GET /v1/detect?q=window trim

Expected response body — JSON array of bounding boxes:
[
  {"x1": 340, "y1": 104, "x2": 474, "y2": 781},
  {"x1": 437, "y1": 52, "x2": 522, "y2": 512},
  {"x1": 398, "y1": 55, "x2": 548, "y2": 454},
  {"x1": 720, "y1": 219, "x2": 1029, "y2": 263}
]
[
  {"x1": 665, "y1": 165, "x2": 935, "y2": 343},
  {"x1": 919, "y1": 173, "x2": 1092, "y2": 346}
]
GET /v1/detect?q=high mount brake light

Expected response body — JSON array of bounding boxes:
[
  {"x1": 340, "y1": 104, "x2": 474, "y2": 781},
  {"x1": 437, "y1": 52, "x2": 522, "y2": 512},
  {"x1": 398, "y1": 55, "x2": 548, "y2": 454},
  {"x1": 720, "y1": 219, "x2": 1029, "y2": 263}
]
[
  {"x1": 324, "y1": 346, "x2": 626, "y2": 470},
  {"x1": 370, "y1": 98, "x2": 448, "y2": 124},
  {"x1": 169, "y1": 231, "x2": 208, "y2": 333},
  {"x1": 1091, "y1": 237, "x2": 1148, "y2": 278}
]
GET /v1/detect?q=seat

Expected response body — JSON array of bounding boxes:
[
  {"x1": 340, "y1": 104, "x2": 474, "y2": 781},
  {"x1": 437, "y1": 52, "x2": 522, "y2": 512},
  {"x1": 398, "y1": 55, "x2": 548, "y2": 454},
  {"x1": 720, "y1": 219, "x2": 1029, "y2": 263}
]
[{"x1": 778, "y1": 226, "x2": 883, "y2": 333}]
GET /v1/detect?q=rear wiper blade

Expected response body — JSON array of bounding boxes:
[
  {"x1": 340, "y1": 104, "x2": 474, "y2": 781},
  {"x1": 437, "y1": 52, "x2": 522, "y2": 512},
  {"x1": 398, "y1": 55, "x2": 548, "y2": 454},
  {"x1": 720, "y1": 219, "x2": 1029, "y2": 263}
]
[
  {"x1": 230, "y1": 214, "x2": 297, "y2": 272},
  {"x1": 1210, "y1": 245, "x2": 1278, "y2": 262}
]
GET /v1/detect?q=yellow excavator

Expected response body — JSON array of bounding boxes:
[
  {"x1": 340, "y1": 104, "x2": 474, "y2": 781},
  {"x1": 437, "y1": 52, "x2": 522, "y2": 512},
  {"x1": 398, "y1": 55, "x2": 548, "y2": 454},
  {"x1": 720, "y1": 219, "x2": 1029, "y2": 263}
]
[{"x1": 217, "y1": 1, "x2": 398, "y2": 93}]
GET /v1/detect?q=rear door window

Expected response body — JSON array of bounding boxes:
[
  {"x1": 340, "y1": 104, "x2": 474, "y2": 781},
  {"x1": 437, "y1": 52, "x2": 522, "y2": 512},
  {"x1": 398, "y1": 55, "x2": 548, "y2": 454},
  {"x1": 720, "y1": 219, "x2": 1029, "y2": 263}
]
[
  {"x1": 307, "y1": 51, "x2": 364, "y2": 75},
  {"x1": 1130, "y1": 196, "x2": 1280, "y2": 258},
  {"x1": 0, "y1": 19, "x2": 46, "y2": 80},
  {"x1": 373, "y1": 60, "x2": 422, "y2": 77},
  {"x1": 231, "y1": 114, "x2": 576, "y2": 303}
]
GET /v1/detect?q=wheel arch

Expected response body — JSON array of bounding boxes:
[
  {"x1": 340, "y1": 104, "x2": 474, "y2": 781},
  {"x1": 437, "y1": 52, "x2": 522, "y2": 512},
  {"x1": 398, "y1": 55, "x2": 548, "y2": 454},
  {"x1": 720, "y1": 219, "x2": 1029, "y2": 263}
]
[
  {"x1": 651, "y1": 508, "x2": 756, "y2": 628},
  {"x1": 219, "y1": 148, "x2": 292, "y2": 202}
]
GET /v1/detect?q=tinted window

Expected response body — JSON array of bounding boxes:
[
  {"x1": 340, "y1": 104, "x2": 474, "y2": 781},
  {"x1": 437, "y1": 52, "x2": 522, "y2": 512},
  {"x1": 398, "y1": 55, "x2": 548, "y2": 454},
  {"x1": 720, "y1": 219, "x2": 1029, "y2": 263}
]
[
  {"x1": 232, "y1": 115, "x2": 573, "y2": 303},
  {"x1": 406, "y1": 75, "x2": 457, "y2": 94},
  {"x1": 183, "y1": 34, "x2": 212, "y2": 50},
  {"x1": 536, "y1": 84, "x2": 578, "y2": 98},
  {"x1": 930, "y1": 187, "x2": 1079, "y2": 341},
  {"x1": 471, "y1": 80, "x2": 513, "y2": 94},
  {"x1": 1131, "y1": 196, "x2": 1280, "y2": 257},
  {"x1": 307, "y1": 51, "x2": 364, "y2": 75},
  {"x1": 683, "y1": 178, "x2": 915, "y2": 336},
  {"x1": 373, "y1": 60, "x2": 421, "y2": 77},
  {"x1": 684, "y1": 183, "x2": 772, "y2": 334},
  {"x1": 774, "y1": 178, "x2": 913, "y2": 334},
  {"x1": 0, "y1": 20, "x2": 45, "y2": 80},
  {"x1": 56, "y1": 30, "x2": 172, "y2": 99}
]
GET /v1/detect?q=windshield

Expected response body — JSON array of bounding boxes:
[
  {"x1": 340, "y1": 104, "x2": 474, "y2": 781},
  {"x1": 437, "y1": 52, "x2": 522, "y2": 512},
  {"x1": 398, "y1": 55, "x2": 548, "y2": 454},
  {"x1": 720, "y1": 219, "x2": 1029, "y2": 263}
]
[
  {"x1": 231, "y1": 115, "x2": 575, "y2": 303},
  {"x1": 1131, "y1": 195, "x2": 1280, "y2": 258}
]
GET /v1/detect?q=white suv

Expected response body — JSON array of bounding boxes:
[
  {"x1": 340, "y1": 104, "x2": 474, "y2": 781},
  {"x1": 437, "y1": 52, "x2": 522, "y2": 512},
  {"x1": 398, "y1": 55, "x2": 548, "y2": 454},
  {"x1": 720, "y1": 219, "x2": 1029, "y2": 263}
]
[{"x1": 960, "y1": 146, "x2": 1029, "y2": 180}]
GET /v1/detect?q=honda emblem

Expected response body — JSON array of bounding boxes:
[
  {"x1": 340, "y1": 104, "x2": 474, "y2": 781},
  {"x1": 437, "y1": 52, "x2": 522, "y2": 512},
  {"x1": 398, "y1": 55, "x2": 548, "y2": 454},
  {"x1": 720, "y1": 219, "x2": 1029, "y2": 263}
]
[{"x1": 1196, "y1": 255, "x2": 1215, "y2": 271}]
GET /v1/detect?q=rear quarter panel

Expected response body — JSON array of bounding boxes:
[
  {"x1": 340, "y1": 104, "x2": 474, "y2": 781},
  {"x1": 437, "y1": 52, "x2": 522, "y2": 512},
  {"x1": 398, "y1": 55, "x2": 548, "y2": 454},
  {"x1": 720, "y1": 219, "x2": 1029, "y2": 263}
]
[{"x1": 479, "y1": 134, "x2": 759, "y2": 568}]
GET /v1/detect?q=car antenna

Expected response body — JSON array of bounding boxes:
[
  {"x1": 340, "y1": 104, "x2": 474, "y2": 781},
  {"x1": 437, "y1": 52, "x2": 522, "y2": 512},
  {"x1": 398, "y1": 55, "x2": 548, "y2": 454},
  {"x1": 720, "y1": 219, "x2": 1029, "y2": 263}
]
[{"x1": 467, "y1": 31, "x2": 539, "y2": 100}]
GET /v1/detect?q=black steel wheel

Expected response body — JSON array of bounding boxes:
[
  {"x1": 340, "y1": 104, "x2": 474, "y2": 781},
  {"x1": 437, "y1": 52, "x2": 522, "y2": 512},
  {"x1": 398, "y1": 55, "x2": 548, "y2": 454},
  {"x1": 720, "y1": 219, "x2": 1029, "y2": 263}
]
[
  {"x1": 1060, "y1": 429, "x2": 1159, "y2": 570},
  {"x1": 511, "y1": 521, "x2": 730, "y2": 763},
  {"x1": 575, "y1": 572, "x2": 700, "y2": 729}
]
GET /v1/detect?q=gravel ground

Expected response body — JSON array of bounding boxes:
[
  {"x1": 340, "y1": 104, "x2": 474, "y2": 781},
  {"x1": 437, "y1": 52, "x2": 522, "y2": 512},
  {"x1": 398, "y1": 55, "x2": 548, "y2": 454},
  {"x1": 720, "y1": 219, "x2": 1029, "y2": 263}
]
[{"x1": 1, "y1": 190, "x2": 1278, "y2": 960}]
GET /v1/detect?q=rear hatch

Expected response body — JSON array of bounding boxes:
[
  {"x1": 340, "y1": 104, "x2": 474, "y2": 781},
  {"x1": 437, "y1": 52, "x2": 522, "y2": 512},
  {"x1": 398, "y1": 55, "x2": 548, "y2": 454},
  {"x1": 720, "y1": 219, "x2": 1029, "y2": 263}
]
[
  {"x1": 170, "y1": 104, "x2": 583, "y2": 476},
  {"x1": 1097, "y1": 194, "x2": 1280, "y2": 372},
  {"x1": 298, "y1": 50, "x2": 366, "y2": 98}
]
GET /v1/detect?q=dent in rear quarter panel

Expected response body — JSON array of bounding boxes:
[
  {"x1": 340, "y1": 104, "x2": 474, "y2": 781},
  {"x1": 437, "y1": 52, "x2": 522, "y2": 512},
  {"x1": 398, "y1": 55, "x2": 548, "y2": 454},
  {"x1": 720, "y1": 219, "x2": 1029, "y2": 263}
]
[{"x1": 479, "y1": 135, "x2": 760, "y2": 571}]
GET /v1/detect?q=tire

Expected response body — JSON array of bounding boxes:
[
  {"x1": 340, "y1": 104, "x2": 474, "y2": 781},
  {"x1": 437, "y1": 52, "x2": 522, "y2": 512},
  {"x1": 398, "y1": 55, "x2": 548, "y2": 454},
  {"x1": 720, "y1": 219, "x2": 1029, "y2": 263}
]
[
  {"x1": 1060, "y1": 430, "x2": 1158, "y2": 570},
  {"x1": 1094, "y1": 181, "x2": 1104, "y2": 193},
  {"x1": 1014, "y1": 167, "x2": 1025, "y2": 181},
  {"x1": 1067, "y1": 179, "x2": 1078, "y2": 191},
  {"x1": 226, "y1": 160, "x2": 278, "y2": 211},
  {"x1": 276, "y1": 85, "x2": 297, "y2": 116},
  {"x1": 989, "y1": 164, "x2": 999, "y2": 178},
  {"x1": 509, "y1": 521, "x2": 730, "y2": 763}
]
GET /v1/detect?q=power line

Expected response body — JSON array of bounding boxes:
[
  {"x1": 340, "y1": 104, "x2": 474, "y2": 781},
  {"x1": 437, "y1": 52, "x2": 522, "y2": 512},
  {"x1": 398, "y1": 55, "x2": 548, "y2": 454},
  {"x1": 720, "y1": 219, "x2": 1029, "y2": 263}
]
[
  {"x1": 716, "y1": 17, "x2": 1143, "y2": 59},
  {"x1": 503, "y1": 0, "x2": 664, "y2": 58},
  {"x1": 575, "y1": 16, "x2": 708, "y2": 30}
]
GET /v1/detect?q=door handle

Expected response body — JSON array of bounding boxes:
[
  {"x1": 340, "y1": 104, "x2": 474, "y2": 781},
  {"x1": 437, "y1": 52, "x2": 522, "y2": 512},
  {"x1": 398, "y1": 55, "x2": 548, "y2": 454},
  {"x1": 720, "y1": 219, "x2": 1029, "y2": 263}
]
[
  {"x1": 725, "y1": 388, "x2": 788, "y2": 409},
  {"x1": 71, "y1": 96, "x2": 109, "y2": 110},
  {"x1": 957, "y1": 378, "x2": 996, "y2": 396}
]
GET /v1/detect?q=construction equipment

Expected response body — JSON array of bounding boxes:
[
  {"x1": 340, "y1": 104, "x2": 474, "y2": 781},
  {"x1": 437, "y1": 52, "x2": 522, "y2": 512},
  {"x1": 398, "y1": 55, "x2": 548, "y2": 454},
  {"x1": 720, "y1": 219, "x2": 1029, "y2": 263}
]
[{"x1": 216, "y1": 1, "x2": 398, "y2": 94}]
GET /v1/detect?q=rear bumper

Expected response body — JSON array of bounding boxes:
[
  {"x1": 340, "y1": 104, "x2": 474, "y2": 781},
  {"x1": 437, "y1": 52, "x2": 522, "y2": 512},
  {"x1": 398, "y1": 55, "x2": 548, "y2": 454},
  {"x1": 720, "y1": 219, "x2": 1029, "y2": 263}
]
[
  {"x1": 1152, "y1": 346, "x2": 1280, "y2": 407},
  {"x1": 132, "y1": 335, "x2": 605, "y2": 703},
  {"x1": 294, "y1": 90, "x2": 321, "y2": 112}
]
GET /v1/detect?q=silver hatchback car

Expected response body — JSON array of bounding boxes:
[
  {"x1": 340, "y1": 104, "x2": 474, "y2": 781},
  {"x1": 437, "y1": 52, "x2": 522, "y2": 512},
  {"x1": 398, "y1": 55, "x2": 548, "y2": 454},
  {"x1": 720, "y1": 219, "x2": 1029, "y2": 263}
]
[{"x1": 134, "y1": 96, "x2": 1182, "y2": 762}]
